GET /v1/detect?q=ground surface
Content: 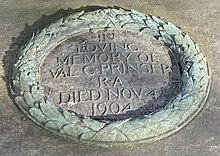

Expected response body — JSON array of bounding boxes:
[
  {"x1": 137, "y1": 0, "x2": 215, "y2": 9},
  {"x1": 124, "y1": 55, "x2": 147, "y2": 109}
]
[{"x1": 0, "y1": 0, "x2": 220, "y2": 156}]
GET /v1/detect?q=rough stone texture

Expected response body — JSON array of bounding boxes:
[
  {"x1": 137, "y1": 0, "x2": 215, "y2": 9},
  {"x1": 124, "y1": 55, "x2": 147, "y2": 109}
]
[{"x1": 0, "y1": 0, "x2": 219, "y2": 155}]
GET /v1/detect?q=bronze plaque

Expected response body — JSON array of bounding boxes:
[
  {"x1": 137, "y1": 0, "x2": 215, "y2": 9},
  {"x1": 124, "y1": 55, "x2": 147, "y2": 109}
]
[
  {"x1": 39, "y1": 29, "x2": 181, "y2": 120},
  {"x1": 9, "y1": 8, "x2": 211, "y2": 144}
]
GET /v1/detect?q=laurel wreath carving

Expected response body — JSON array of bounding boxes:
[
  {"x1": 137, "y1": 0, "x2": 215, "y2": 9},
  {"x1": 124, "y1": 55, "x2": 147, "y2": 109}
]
[{"x1": 8, "y1": 8, "x2": 211, "y2": 146}]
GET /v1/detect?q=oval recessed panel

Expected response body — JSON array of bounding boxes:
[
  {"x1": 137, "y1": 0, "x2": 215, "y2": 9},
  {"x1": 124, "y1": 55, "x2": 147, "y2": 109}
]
[{"x1": 39, "y1": 29, "x2": 181, "y2": 120}]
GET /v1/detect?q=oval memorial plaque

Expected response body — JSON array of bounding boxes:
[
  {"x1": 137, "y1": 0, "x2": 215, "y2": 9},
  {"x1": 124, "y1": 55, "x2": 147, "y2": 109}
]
[
  {"x1": 39, "y1": 29, "x2": 181, "y2": 120},
  {"x1": 8, "y1": 7, "x2": 211, "y2": 146}
]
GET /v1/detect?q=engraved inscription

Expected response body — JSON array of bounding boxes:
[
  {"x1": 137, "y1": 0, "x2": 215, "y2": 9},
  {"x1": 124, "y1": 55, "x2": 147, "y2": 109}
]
[{"x1": 39, "y1": 29, "x2": 181, "y2": 120}]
